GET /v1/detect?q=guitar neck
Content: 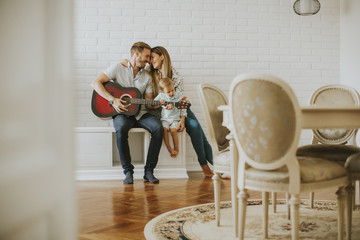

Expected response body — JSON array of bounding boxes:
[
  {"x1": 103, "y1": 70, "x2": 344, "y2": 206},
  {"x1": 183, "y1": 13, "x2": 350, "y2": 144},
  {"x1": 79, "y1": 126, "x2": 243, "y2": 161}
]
[
  {"x1": 130, "y1": 98, "x2": 168, "y2": 106},
  {"x1": 129, "y1": 98, "x2": 190, "y2": 109}
]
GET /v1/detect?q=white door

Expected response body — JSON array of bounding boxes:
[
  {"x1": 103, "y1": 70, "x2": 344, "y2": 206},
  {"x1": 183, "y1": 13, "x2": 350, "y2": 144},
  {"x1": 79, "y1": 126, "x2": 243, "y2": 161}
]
[{"x1": 0, "y1": 1, "x2": 76, "y2": 239}]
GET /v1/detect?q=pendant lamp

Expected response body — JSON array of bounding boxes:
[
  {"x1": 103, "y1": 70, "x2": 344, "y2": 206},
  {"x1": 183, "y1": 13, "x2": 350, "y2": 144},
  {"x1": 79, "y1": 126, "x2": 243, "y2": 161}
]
[{"x1": 293, "y1": 0, "x2": 321, "y2": 16}]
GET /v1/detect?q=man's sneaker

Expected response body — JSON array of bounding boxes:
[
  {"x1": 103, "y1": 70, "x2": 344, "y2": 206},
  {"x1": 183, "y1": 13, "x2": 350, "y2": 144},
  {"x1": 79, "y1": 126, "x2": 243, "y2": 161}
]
[
  {"x1": 123, "y1": 172, "x2": 133, "y2": 184},
  {"x1": 143, "y1": 171, "x2": 159, "y2": 184}
]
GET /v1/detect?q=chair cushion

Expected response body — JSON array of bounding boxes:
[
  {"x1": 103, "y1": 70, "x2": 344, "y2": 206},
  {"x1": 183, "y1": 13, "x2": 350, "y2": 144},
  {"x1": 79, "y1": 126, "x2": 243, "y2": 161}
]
[
  {"x1": 213, "y1": 149, "x2": 231, "y2": 168},
  {"x1": 345, "y1": 152, "x2": 360, "y2": 173},
  {"x1": 245, "y1": 157, "x2": 347, "y2": 183},
  {"x1": 296, "y1": 144, "x2": 360, "y2": 164},
  {"x1": 298, "y1": 157, "x2": 347, "y2": 183},
  {"x1": 245, "y1": 166, "x2": 289, "y2": 182}
]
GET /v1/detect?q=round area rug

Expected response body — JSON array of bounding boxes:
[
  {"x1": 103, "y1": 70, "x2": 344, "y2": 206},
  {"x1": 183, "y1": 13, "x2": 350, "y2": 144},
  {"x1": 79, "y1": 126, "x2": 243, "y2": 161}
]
[{"x1": 144, "y1": 200, "x2": 360, "y2": 240}]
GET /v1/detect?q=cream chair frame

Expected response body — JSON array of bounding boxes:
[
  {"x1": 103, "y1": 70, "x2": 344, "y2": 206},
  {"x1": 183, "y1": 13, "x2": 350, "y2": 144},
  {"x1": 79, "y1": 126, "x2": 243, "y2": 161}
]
[
  {"x1": 229, "y1": 73, "x2": 349, "y2": 240},
  {"x1": 300, "y1": 84, "x2": 360, "y2": 209},
  {"x1": 310, "y1": 84, "x2": 359, "y2": 145},
  {"x1": 198, "y1": 83, "x2": 239, "y2": 237}
]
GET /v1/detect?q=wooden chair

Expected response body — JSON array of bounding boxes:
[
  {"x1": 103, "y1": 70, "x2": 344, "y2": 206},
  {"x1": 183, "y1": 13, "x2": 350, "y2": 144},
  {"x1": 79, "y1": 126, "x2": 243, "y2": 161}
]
[
  {"x1": 297, "y1": 84, "x2": 360, "y2": 208},
  {"x1": 229, "y1": 73, "x2": 349, "y2": 240},
  {"x1": 198, "y1": 83, "x2": 239, "y2": 236}
]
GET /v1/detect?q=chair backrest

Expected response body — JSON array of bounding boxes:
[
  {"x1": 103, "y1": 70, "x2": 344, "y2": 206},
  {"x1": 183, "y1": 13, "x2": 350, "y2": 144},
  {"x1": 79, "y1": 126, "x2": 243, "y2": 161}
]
[
  {"x1": 310, "y1": 84, "x2": 360, "y2": 145},
  {"x1": 198, "y1": 84, "x2": 230, "y2": 156},
  {"x1": 229, "y1": 73, "x2": 302, "y2": 172}
]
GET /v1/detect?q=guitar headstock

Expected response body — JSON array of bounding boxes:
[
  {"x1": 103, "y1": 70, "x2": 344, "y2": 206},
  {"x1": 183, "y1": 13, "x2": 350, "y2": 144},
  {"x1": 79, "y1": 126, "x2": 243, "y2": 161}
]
[{"x1": 175, "y1": 100, "x2": 191, "y2": 109}]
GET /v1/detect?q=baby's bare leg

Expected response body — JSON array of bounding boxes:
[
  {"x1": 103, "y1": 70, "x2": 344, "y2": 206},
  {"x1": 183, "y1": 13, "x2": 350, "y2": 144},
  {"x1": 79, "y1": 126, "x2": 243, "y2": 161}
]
[
  {"x1": 163, "y1": 128, "x2": 173, "y2": 155},
  {"x1": 170, "y1": 128, "x2": 179, "y2": 158}
]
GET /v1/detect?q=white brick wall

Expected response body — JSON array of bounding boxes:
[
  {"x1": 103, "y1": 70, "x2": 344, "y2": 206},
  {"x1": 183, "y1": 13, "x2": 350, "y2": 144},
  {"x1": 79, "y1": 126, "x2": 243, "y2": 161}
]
[{"x1": 74, "y1": 0, "x2": 340, "y2": 168}]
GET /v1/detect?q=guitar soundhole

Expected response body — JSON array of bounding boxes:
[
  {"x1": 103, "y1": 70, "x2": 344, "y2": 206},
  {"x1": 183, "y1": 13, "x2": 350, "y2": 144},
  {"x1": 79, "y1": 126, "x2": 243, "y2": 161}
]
[{"x1": 120, "y1": 94, "x2": 132, "y2": 107}]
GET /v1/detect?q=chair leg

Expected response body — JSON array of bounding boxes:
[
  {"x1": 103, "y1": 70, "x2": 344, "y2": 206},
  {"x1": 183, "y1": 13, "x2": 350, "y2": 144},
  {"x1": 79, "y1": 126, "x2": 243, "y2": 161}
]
[
  {"x1": 289, "y1": 194, "x2": 300, "y2": 240},
  {"x1": 353, "y1": 181, "x2": 357, "y2": 210},
  {"x1": 310, "y1": 192, "x2": 314, "y2": 208},
  {"x1": 356, "y1": 180, "x2": 360, "y2": 208},
  {"x1": 238, "y1": 189, "x2": 249, "y2": 240},
  {"x1": 231, "y1": 166, "x2": 239, "y2": 237},
  {"x1": 336, "y1": 187, "x2": 346, "y2": 240},
  {"x1": 286, "y1": 193, "x2": 291, "y2": 220},
  {"x1": 262, "y1": 192, "x2": 269, "y2": 239},
  {"x1": 346, "y1": 184, "x2": 354, "y2": 240},
  {"x1": 272, "y1": 192, "x2": 277, "y2": 213},
  {"x1": 213, "y1": 172, "x2": 221, "y2": 226},
  {"x1": 229, "y1": 137, "x2": 239, "y2": 237}
]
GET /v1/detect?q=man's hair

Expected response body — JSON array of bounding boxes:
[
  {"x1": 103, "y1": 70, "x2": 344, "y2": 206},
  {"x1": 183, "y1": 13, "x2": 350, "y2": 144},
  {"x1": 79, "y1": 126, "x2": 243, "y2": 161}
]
[
  {"x1": 130, "y1": 42, "x2": 151, "y2": 56},
  {"x1": 159, "y1": 77, "x2": 173, "y2": 91}
]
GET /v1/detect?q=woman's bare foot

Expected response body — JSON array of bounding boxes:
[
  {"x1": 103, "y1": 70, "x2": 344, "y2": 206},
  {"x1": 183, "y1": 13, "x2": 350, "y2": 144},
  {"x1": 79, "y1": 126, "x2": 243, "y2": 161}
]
[{"x1": 201, "y1": 164, "x2": 214, "y2": 178}]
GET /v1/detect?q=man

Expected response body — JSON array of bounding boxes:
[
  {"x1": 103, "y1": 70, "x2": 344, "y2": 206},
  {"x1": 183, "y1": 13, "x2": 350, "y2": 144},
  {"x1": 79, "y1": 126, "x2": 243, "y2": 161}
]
[{"x1": 91, "y1": 42, "x2": 164, "y2": 184}]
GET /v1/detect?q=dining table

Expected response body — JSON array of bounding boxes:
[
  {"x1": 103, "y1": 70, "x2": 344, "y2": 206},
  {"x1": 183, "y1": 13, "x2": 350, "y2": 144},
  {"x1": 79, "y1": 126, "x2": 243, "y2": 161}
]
[{"x1": 219, "y1": 105, "x2": 360, "y2": 130}]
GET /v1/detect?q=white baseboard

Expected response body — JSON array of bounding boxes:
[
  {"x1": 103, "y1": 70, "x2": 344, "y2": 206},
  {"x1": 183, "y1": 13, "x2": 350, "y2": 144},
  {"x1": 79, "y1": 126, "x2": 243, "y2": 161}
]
[
  {"x1": 185, "y1": 163, "x2": 214, "y2": 172},
  {"x1": 76, "y1": 167, "x2": 188, "y2": 181},
  {"x1": 185, "y1": 164, "x2": 202, "y2": 172}
]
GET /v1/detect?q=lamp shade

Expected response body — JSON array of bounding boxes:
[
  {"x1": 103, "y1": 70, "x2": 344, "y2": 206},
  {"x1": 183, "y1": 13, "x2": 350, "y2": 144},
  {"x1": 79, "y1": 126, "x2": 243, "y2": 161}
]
[{"x1": 293, "y1": 0, "x2": 321, "y2": 16}]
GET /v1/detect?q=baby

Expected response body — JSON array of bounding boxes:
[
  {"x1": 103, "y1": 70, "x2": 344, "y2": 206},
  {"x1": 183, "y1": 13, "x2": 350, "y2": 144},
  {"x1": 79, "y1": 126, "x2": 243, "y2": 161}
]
[{"x1": 154, "y1": 78, "x2": 182, "y2": 158}]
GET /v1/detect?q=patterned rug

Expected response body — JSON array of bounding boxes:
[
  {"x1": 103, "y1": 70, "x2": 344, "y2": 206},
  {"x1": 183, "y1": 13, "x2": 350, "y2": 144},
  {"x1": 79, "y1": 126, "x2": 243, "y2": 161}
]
[{"x1": 144, "y1": 200, "x2": 360, "y2": 240}]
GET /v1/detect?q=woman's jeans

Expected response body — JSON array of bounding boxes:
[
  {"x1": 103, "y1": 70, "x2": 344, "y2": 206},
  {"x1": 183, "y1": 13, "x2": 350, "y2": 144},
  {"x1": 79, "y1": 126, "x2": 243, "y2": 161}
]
[
  {"x1": 113, "y1": 113, "x2": 164, "y2": 174},
  {"x1": 185, "y1": 109, "x2": 213, "y2": 165}
]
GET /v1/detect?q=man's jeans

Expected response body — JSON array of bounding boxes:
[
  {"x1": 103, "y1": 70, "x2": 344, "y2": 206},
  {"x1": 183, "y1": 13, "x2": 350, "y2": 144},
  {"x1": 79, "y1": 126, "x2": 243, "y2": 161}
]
[{"x1": 113, "y1": 113, "x2": 164, "y2": 174}]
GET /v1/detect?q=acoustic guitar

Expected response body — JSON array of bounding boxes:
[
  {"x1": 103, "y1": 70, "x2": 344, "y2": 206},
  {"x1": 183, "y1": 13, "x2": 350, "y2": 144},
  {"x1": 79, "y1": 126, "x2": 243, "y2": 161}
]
[{"x1": 91, "y1": 81, "x2": 191, "y2": 118}]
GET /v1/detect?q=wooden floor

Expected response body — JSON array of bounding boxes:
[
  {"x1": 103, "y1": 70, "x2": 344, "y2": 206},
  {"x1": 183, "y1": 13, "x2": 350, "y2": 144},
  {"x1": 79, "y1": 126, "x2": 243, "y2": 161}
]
[{"x1": 77, "y1": 171, "x2": 338, "y2": 240}]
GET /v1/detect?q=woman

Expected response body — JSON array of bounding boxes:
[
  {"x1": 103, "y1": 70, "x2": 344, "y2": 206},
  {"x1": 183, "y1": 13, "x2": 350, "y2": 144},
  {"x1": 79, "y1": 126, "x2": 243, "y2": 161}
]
[
  {"x1": 121, "y1": 46, "x2": 214, "y2": 177},
  {"x1": 149, "y1": 46, "x2": 214, "y2": 177}
]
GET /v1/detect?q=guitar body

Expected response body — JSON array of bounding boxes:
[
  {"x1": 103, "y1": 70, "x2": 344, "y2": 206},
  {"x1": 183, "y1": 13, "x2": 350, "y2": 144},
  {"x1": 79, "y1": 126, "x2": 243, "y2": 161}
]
[{"x1": 91, "y1": 81, "x2": 142, "y2": 118}]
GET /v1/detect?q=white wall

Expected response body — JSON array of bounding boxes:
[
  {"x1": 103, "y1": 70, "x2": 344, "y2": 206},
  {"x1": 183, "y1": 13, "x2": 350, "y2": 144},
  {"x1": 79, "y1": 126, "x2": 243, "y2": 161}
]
[
  {"x1": 340, "y1": 0, "x2": 360, "y2": 89},
  {"x1": 74, "y1": 0, "x2": 340, "y2": 168}
]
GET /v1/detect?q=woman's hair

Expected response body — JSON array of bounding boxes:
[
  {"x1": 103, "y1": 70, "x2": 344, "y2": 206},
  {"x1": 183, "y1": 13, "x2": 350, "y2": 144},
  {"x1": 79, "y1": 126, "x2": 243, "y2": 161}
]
[
  {"x1": 149, "y1": 46, "x2": 173, "y2": 97},
  {"x1": 159, "y1": 77, "x2": 173, "y2": 91}
]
